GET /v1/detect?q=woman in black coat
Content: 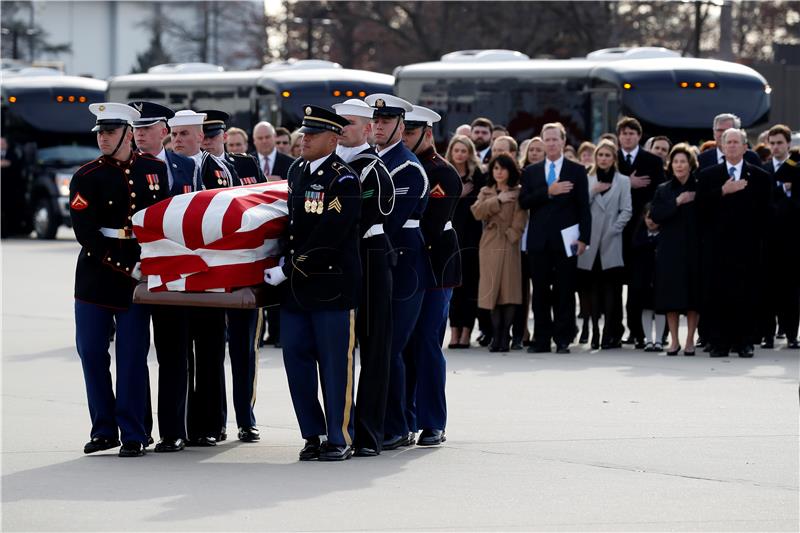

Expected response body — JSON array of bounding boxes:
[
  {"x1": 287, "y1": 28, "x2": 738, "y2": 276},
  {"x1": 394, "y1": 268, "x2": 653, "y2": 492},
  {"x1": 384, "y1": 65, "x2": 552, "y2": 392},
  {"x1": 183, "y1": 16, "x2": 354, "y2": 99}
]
[
  {"x1": 445, "y1": 134, "x2": 485, "y2": 348},
  {"x1": 650, "y1": 143, "x2": 701, "y2": 355}
]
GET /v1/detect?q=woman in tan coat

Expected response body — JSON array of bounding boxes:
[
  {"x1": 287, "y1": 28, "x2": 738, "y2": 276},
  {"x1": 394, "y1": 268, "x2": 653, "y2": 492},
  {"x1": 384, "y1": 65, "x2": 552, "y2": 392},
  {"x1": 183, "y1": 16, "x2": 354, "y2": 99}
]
[{"x1": 471, "y1": 154, "x2": 528, "y2": 352}]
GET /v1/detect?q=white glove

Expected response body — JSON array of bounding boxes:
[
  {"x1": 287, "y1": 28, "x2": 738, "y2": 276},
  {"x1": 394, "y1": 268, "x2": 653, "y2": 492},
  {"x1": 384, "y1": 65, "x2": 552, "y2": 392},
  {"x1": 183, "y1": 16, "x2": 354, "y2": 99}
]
[
  {"x1": 264, "y1": 265, "x2": 287, "y2": 286},
  {"x1": 131, "y1": 261, "x2": 143, "y2": 281}
]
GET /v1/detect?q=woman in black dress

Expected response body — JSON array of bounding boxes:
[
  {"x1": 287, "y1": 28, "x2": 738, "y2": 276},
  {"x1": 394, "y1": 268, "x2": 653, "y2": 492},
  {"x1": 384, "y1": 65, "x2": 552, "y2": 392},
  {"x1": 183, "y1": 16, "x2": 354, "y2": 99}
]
[
  {"x1": 445, "y1": 134, "x2": 485, "y2": 348},
  {"x1": 650, "y1": 143, "x2": 701, "y2": 355}
]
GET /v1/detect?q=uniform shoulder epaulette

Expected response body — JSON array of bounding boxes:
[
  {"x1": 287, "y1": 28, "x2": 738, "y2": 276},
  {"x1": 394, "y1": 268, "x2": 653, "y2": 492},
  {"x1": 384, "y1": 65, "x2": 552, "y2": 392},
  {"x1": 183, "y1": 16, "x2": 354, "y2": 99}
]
[
  {"x1": 228, "y1": 152, "x2": 253, "y2": 160},
  {"x1": 786, "y1": 158, "x2": 797, "y2": 167},
  {"x1": 330, "y1": 160, "x2": 357, "y2": 183},
  {"x1": 75, "y1": 157, "x2": 104, "y2": 175}
]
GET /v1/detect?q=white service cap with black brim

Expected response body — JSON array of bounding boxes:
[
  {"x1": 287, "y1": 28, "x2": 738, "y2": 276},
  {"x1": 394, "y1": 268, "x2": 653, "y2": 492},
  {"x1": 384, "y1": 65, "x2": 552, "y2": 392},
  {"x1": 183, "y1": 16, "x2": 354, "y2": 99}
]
[
  {"x1": 364, "y1": 93, "x2": 413, "y2": 117},
  {"x1": 89, "y1": 102, "x2": 140, "y2": 132},
  {"x1": 167, "y1": 110, "x2": 207, "y2": 128},
  {"x1": 332, "y1": 99, "x2": 374, "y2": 119},
  {"x1": 404, "y1": 105, "x2": 442, "y2": 129}
]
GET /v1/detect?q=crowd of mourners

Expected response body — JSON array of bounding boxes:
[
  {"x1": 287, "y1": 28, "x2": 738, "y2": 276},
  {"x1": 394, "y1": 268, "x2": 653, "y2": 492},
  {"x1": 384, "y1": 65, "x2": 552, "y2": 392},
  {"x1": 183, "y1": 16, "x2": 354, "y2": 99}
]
[{"x1": 440, "y1": 114, "x2": 799, "y2": 358}]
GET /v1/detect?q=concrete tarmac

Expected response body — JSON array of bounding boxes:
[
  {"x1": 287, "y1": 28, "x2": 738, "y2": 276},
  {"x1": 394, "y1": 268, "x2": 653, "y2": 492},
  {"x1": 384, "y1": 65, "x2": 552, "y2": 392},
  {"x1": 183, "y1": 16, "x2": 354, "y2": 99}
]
[{"x1": 2, "y1": 236, "x2": 798, "y2": 532}]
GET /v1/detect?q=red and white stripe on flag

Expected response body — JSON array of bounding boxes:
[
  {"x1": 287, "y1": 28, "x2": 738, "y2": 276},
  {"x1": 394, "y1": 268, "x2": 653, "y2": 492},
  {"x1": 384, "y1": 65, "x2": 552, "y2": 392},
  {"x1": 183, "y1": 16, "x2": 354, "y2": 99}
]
[{"x1": 132, "y1": 181, "x2": 289, "y2": 292}]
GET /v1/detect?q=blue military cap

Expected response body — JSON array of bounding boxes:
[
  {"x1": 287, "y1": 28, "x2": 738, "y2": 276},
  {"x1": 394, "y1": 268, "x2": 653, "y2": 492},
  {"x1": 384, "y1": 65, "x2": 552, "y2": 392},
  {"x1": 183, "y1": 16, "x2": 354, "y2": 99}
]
[
  {"x1": 364, "y1": 93, "x2": 413, "y2": 118},
  {"x1": 298, "y1": 104, "x2": 349, "y2": 135},
  {"x1": 128, "y1": 101, "x2": 175, "y2": 128},
  {"x1": 198, "y1": 109, "x2": 229, "y2": 137}
]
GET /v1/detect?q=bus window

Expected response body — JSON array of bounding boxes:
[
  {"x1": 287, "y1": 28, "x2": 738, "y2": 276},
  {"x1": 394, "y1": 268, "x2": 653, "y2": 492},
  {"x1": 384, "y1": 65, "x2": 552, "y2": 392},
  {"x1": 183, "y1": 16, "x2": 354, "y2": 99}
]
[
  {"x1": 589, "y1": 86, "x2": 620, "y2": 142},
  {"x1": 417, "y1": 77, "x2": 591, "y2": 145}
]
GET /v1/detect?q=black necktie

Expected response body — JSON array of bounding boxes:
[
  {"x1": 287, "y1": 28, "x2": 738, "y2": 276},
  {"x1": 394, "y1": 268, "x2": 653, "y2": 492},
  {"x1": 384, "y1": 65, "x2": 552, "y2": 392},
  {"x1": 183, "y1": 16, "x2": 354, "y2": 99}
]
[{"x1": 625, "y1": 154, "x2": 632, "y2": 166}]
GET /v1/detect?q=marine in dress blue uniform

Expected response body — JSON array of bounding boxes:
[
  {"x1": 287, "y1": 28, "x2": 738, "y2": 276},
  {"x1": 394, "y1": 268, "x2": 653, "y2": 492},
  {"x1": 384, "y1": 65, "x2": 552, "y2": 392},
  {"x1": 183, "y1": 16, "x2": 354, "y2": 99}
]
[
  {"x1": 200, "y1": 109, "x2": 267, "y2": 443},
  {"x1": 129, "y1": 101, "x2": 199, "y2": 453},
  {"x1": 401, "y1": 106, "x2": 462, "y2": 446},
  {"x1": 263, "y1": 105, "x2": 361, "y2": 461},
  {"x1": 71, "y1": 103, "x2": 169, "y2": 457},
  {"x1": 364, "y1": 94, "x2": 433, "y2": 450},
  {"x1": 333, "y1": 99, "x2": 396, "y2": 456}
]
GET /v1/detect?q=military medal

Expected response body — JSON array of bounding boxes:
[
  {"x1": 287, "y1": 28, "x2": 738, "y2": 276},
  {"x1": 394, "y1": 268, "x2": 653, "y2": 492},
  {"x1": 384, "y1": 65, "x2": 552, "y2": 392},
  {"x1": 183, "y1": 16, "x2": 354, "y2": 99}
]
[
  {"x1": 145, "y1": 173, "x2": 159, "y2": 191},
  {"x1": 304, "y1": 189, "x2": 314, "y2": 212},
  {"x1": 215, "y1": 169, "x2": 226, "y2": 186},
  {"x1": 315, "y1": 191, "x2": 325, "y2": 214}
]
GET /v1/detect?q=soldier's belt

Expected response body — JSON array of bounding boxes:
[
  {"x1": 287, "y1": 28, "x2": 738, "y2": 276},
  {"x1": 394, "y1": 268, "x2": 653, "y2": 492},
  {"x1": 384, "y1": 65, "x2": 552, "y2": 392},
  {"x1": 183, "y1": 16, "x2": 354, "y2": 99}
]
[
  {"x1": 363, "y1": 224, "x2": 384, "y2": 239},
  {"x1": 402, "y1": 219, "x2": 420, "y2": 229},
  {"x1": 100, "y1": 227, "x2": 135, "y2": 239}
]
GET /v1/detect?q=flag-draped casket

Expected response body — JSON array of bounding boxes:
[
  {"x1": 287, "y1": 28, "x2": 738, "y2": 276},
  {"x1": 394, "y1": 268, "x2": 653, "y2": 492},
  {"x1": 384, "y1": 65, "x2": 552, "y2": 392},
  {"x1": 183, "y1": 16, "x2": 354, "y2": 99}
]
[{"x1": 131, "y1": 181, "x2": 288, "y2": 294}]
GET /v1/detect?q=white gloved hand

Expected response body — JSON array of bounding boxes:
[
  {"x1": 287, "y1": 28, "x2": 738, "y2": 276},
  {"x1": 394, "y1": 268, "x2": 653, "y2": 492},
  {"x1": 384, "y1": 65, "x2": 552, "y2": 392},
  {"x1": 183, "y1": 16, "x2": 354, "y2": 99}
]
[
  {"x1": 131, "y1": 261, "x2": 143, "y2": 281},
  {"x1": 264, "y1": 265, "x2": 287, "y2": 286}
]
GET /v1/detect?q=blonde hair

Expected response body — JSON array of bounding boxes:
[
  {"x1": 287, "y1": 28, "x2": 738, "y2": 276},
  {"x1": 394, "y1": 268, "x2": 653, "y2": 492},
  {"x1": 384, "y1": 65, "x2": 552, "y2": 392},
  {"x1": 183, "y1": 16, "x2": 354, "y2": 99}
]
[
  {"x1": 445, "y1": 134, "x2": 481, "y2": 176},
  {"x1": 541, "y1": 122, "x2": 566, "y2": 140},
  {"x1": 588, "y1": 139, "x2": 619, "y2": 176}
]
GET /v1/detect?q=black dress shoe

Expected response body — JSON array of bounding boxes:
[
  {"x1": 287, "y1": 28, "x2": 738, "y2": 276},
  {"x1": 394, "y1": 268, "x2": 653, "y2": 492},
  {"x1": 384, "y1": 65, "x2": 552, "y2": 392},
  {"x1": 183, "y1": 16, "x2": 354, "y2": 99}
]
[
  {"x1": 477, "y1": 333, "x2": 492, "y2": 347},
  {"x1": 83, "y1": 437, "x2": 120, "y2": 454},
  {"x1": 738, "y1": 345, "x2": 754, "y2": 358},
  {"x1": 186, "y1": 436, "x2": 217, "y2": 447},
  {"x1": 458, "y1": 342, "x2": 471, "y2": 349},
  {"x1": 634, "y1": 339, "x2": 646, "y2": 350},
  {"x1": 299, "y1": 437, "x2": 321, "y2": 461},
  {"x1": 556, "y1": 344, "x2": 570, "y2": 354},
  {"x1": 354, "y1": 447, "x2": 379, "y2": 457},
  {"x1": 666, "y1": 345, "x2": 681, "y2": 356},
  {"x1": 761, "y1": 338, "x2": 774, "y2": 349},
  {"x1": 787, "y1": 339, "x2": 800, "y2": 349},
  {"x1": 154, "y1": 437, "x2": 185, "y2": 453},
  {"x1": 622, "y1": 336, "x2": 636, "y2": 345},
  {"x1": 146, "y1": 435, "x2": 154, "y2": 446},
  {"x1": 527, "y1": 344, "x2": 551, "y2": 353},
  {"x1": 578, "y1": 328, "x2": 589, "y2": 344},
  {"x1": 119, "y1": 441, "x2": 146, "y2": 457},
  {"x1": 696, "y1": 338, "x2": 705, "y2": 348},
  {"x1": 510, "y1": 341, "x2": 523, "y2": 350},
  {"x1": 382, "y1": 433, "x2": 414, "y2": 450},
  {"x1": 238, "y1": 427, "x2": 260, "y2": 442},
  {"x1": 417, "y1": 429, "x2": 446, "y2": 446},
  {"x1": 318, "y1": 443, "x2": 353, "y2": 461},
  {"x1": 217, "y1": 428, "x2": 227, "y2": 442},
  {"x1": 710, "y1": 349, "x2": 729, "y2": 358}
]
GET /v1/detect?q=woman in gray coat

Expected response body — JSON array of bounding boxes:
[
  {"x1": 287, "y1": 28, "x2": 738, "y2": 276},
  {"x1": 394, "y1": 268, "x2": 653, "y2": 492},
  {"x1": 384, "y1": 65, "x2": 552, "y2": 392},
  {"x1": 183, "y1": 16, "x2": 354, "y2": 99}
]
[{"x1": 577, "y1": 140, "x2": 633, "y2": 349}]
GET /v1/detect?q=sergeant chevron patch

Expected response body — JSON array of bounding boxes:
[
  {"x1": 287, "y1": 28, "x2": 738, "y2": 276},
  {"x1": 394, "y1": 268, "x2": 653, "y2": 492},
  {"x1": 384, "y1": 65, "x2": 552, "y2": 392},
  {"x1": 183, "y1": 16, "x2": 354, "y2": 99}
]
[
  {"x1": 430, "y1": 184, "x2": 446, "y2": 198},
  {"x1": 395, "y1": 187, "x2": 410, "y2": 196},
  {"x1": 328, "y1": 197, "x2": 342, "y2": 213},
  {"x1": 362, "y1": 189, "x2": 375, "y2": 198}
]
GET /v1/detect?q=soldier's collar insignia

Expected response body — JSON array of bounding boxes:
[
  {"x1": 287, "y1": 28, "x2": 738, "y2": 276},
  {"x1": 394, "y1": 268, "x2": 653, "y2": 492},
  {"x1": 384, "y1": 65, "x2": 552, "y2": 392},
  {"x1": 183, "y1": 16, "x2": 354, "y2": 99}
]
[{"x1": 305, "y1": 106, "x2": 312, "y2": 115}]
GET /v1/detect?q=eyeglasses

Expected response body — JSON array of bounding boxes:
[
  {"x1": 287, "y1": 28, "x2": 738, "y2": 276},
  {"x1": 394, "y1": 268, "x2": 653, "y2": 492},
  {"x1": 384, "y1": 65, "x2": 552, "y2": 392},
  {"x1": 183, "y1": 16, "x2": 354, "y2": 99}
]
[{"x1": 275, "y1": 140, "x2": 290, "y2": 145}]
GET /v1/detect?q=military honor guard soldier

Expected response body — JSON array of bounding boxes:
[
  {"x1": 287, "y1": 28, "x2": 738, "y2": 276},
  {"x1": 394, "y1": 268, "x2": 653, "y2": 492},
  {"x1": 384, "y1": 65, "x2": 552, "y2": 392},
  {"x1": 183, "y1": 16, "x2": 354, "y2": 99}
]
[
  {"x1": 263, "y1": 105, "x2": 361, "y2": 461},
  {"x1": 129, "y1": 101, "x2": 199, "y2": 453},
  {"x1": 401, "y1": 105, "x2": 462, "y2": 446},
  {"x1": 71, "y1": 103, "x2": 169, "y2": 457},
  {"x1": 166, "y1": 109, "x2": 229, "y2": 446},
  {"x1": 200, "y1": 109, "x2": 265, "y2": 443},
  {"x1": 333, "y1": 98, "x2": 396, "y2": 456},
  {"x1": 363, "y1": 93, "x2": 434, "y2": 450}
]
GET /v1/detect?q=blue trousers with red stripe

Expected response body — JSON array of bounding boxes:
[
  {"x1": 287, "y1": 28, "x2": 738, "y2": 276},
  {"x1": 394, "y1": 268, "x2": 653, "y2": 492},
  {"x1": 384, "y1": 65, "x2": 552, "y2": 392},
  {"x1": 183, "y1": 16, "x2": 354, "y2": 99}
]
[{"x1": 75, "y1": 300, "x2": 151, "y2": 444}]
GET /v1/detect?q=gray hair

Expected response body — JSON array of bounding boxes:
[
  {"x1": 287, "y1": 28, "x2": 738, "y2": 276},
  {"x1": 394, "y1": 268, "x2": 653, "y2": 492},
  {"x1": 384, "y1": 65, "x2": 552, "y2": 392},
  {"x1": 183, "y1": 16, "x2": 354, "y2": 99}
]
[
  {"x1": 253, "y1": 121, "x2": 275, "y2": 136},
  {"x1": 721, "y1": 127, "x2": 747, "y2": 144},
  {"x1": 713, "y1": 113, "x2": 742, "y2": 129}
]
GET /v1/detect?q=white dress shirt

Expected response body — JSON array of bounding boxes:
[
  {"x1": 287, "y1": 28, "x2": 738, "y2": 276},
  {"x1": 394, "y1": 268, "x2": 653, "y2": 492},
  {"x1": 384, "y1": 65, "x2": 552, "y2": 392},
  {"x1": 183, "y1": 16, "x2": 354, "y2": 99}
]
[
  {"x1": 336, "y1": 142, "x2": 370, "y2": 164},
  {"x1": 258, "y1": 148, "x2": 277, "y2": 176},
  {"x1": 727, "y1": 160, "x2": 744, "y2": 180},
  {"x1": 621, "y1": 145, "x2": 640, "y2": 165},
  {"x1": 716, "y1": 148, "x2": 726, "y2": 165},
  {"x1": 545, "y1": 155, "x2": 564, "y2": 180},
  {"x1": 378, "y1": 140, "x2": 402, "y2": 158},
  {"x1": 308, "y1": 153, "x2": 330, "y2": 175}
]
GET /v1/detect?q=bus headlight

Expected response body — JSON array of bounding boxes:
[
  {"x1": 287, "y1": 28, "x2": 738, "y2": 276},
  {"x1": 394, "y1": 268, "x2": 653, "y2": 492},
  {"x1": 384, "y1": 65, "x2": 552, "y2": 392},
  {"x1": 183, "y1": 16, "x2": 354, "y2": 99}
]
[{"x1": 56, "y1": 173, "x2": 72, "y2": 196}]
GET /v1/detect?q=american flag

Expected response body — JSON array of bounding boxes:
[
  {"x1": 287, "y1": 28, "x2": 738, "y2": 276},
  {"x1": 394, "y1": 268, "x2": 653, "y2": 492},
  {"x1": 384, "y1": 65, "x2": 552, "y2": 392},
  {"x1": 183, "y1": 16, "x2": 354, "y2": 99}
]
[{"x1": 132, "y1": 181, "x2": 288, "y2": 292}]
